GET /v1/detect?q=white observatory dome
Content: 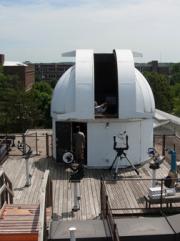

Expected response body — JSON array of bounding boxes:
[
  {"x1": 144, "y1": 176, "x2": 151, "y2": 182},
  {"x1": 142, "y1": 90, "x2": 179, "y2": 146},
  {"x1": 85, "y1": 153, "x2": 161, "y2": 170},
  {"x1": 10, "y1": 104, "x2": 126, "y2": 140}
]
[
  {"x1": 51, "y1": 49, "x2": 155, "y2": 120},
  {"x1": 51, "y1": 49, "x2": 155, "y2": 168}
]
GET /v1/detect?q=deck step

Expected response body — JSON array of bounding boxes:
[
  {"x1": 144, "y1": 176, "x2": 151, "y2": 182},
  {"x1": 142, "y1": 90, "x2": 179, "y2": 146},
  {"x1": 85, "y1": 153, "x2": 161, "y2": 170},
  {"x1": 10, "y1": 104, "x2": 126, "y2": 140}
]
[{"x1": 0, "y1": 203, "x2": 40, "y2": 241}]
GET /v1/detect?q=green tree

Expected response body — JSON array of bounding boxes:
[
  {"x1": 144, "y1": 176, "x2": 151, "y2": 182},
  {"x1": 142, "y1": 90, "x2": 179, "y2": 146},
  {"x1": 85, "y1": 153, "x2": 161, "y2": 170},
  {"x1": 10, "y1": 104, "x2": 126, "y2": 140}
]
[
  {"x1": 171, "y1": 83, "x2": 180, "y2": 116},
  {"x1": 173, "y1": 98, "x2": 180, "y2": 116},
  {"x1": 170, "y1": 63, "x2": 180, "y2": 84},
  {"x1": 30, "y1": 81, "x2": 52, "y2": 127},
  {"x1": 144, "y1": 72, "x2": 173, "y2": 112},
  {"x1": 0, "y1": 67, "x2": 42, "y2": 133}
]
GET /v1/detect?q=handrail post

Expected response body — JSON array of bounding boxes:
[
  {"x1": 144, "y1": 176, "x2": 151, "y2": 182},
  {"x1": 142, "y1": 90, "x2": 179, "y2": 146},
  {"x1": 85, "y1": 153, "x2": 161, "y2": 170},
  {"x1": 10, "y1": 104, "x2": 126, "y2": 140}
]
[
  {"x1": 51, "y1": 134, "x2": 53, "y2": 157},
  {"x1": 100, "y1": 178, "x2": 104, "y2": 217},
  {"x1": 160, "y1": 179, "x2": 163, "y2": 210},
  {"x1": 22, "y1": 134, "x2": 26, "y2": 155},
  {"x1": 35, "y1": 132, "x2": 38, "y2": 155},
  {"x1": 105, "y1": 195, "x2": 108, "y2": 217},
  {"x1": 46, "y1": 133, "x2": 49, "y2": 157},
  {"x1": 0, "y1": 170, "x2": 14, "y2": 207},
  {"x1": 38, "y1": 170, "x2": 52, "y2": 241},
  {"x1": 114, "y1": 223, "x2": 118, "y2": 241},
  {"x1": 100, "y1": 180, "x2": 102, "y2": 213}
]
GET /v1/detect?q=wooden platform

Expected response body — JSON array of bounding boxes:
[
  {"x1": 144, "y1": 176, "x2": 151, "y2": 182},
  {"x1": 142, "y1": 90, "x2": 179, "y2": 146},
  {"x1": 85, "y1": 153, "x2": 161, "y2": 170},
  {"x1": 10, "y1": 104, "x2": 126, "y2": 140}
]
[
  {"x1": 0, "y1": 203, "x2": 39, "y2": 241},
  {"x1": 2, "y1": 154, "x2": 180, "y2": 221}
]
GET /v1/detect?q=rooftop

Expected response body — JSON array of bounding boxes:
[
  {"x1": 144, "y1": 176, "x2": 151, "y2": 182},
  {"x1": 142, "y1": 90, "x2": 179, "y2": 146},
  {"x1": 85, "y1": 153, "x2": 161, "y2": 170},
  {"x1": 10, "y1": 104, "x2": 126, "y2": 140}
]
[
  {"x1": 2, "y1": 130, "x2": 180, "y2": 220},
  {"x1": 4, "y1": 61, "x2": 27, "y2": 67}
]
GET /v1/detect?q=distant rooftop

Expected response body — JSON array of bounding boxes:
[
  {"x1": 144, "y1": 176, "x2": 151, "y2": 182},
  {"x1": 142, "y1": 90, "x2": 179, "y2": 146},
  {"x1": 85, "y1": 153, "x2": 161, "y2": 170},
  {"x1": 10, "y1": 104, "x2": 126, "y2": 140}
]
[
  {"x1": 4, "y1": 61, "x2": 27, "y2": 67},
  {"x1": 34, "y1": 62, "x2": 74, "y2": 65}
]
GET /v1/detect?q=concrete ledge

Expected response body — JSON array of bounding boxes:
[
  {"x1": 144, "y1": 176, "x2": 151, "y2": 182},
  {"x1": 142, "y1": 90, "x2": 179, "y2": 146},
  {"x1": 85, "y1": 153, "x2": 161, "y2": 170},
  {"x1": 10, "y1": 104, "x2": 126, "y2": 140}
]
[{"x1": 49, "y1": 220, "x2": 108, "y2": 241}]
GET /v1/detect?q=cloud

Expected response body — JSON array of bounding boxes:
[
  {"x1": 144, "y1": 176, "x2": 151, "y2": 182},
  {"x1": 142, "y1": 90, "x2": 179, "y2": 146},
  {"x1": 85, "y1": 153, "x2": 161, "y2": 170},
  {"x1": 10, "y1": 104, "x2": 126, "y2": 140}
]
[{"x1": 0, "y1": 0, "x2": 180, "y2": 62}]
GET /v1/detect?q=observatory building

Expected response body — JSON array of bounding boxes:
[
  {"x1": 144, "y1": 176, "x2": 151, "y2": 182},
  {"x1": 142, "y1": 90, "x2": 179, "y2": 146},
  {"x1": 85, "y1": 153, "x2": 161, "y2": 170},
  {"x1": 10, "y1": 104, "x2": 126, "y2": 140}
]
[{"x1": 51, "y1": 49, "x2": 155, "y2": 168}]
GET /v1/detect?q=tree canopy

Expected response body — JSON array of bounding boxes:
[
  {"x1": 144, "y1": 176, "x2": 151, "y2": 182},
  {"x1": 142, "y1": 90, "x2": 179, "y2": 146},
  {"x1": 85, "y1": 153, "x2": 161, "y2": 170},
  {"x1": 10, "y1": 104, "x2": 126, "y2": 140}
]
[
  {"x1": 170, "y1": 63, "x2": 180, "y2": 84},
  {"x1": 144, "y1": 72, "x2": 173, "y2": 112},
  {"x1": 0, "y1": 67, "x2": 52, "y2": 133}
]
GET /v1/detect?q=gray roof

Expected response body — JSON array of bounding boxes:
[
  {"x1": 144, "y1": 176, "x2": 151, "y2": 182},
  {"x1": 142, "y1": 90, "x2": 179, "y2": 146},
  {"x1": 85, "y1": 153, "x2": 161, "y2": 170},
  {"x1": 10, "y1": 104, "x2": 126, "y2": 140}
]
[
  {"x1": 154, "y1": 109, "x2": 180, "y2": 136},
  {"x1": 155, "y1": 109, "x2": 180, "y2": 126}
]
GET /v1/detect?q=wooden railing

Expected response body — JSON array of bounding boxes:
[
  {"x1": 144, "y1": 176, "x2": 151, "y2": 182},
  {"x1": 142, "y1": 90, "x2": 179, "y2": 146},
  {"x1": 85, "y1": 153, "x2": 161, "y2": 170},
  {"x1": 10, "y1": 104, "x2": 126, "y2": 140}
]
[
  {"x1": 103, "y1": 177, "x2": 180, "y2": 214},
  {"x1": 100, "y1": 179, "x2": 120, "y2": 241},
  {"x1": 38, "y1": 170, "x2": 53, "y2": 241},
  {"x1": 0, "y1": 169, "x2": 13, "y2": 208}
]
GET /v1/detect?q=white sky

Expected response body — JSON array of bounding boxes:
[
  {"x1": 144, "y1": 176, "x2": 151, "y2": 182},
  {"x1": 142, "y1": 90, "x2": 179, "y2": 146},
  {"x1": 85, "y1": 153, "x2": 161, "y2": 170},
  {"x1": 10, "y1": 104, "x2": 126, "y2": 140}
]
[{"x1": 0, "y1": 0, "x2": 180, "y2": 63}]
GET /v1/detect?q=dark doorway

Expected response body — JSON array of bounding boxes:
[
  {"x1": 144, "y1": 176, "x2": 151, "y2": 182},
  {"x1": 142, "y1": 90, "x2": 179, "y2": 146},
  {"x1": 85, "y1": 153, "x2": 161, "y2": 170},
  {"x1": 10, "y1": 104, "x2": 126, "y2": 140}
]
[
  {"x1": 94, "y1": 52, "x2": 118, "y2": 117},
  {"x1": 56, "y1": 122, "x2": 72, "y2": 162},
  {"x1": 56, "y1": 121, "x2": 87, "y2": 164}
]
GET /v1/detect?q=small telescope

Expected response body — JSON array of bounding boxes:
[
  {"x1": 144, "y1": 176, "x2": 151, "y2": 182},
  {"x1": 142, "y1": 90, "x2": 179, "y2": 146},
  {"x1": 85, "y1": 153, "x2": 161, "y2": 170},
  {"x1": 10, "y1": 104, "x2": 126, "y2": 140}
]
[
  {"x1": 113, "y1": 131, "x2": 129, "y2": 153},
  {"x1": 110, "y1": 131, "x2": 139, "y2": 178}
]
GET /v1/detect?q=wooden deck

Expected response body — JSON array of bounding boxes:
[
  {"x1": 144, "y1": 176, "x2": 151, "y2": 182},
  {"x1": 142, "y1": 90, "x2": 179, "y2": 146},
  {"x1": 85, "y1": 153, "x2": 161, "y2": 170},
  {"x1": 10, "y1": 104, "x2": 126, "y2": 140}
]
[{"x1": 1, "y1": 153, "x2": 180, "y2": 220}]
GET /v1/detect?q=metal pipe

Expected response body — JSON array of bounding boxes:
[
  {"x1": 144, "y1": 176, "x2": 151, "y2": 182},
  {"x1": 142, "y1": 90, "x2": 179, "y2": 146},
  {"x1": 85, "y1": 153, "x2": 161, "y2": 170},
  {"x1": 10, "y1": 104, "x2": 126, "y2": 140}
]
[
  {"x1": 160, "y1": 179, "x2": 163, "y2": 210},
  {"x1": 46, "y1": 133, "x2": 49, "y2": 157},
  {"x1": 162, "y1": 135, "x2": 165, "y2": 156},
  {"x1": 69, "y1": 226, "x2": 76, "y2": 241},
  {"x1": 22, "y1": 134, "x2": 26, "y2": 155},
  {"x1": 152, "y1": 169, "x2": 156, "y2": 187},
  {"x1": 72, "y1": 182, "x2": 80, "y2": 211},
  {"x1": 25, "y1": 156, "x2": 31, "y2": 186},
  {"x1": 35, "y1": 132, "x2": 38, "y2": 155}
]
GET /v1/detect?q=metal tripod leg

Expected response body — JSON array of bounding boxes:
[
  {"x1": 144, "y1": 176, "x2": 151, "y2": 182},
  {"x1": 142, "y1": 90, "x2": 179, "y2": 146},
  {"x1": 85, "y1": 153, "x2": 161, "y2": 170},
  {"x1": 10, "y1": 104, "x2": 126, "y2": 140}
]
[
  {"x1": 123, "y1": 155, "x2": 139, "y2": 175},
  {"x1": 114, "y1": 156, "x2": 121, "y2": 179},
  {"x1": 109, "y1": 153, "x2": 119, "y2": 170}
]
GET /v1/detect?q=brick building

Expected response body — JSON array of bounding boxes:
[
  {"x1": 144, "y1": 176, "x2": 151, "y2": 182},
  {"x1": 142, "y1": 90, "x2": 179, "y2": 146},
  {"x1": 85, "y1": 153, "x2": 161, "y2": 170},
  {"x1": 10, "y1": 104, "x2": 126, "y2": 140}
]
[
  {"x1": 0, "y1": 54, "x2": 35, "y2": 91},
  {"x1": 34, "y1": 62, "x2": 74, "y2": 82},
  {"x1": 34, "y1": 60, "x2": 171, "y2": 84},
  {"x1": 135, "y1": 61, "x2": 171, "y2": 76}
]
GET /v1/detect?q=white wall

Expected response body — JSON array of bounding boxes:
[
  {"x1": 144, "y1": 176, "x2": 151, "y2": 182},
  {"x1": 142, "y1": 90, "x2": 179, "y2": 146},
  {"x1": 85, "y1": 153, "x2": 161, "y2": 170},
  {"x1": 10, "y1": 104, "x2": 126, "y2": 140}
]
[
  {"x1": 87, "y1": 119, "x2": 153, "y2": 168},
  {"x1": 140, "y1": 119, "x2": 154, "y2": 162},
  {"x1": 52, "y1": 119, "x2": 56, "y2": 159}
]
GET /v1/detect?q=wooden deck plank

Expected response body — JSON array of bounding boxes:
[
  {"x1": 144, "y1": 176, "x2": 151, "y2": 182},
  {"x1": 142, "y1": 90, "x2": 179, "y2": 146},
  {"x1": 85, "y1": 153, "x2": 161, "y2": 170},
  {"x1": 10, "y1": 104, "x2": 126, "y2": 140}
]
[
  {"x1": 67, "y1": 170, "x2": 72, "y2": 220},
  {"x1": 55, "y1": 165, "x2": 62, "y2": 218},
  {"x1": 82, "y1": 174, "x2": 89, "y2": 219},
  {"x1": 86, "y1": 171, "x2": 96, "y2": 219},
  {"x1": 89, "y1": 170, "x2": 100, "y2": 217},
  {"x1": 121, "y1": 180, "x2": 138, "y2": 213},
  {"x1": 52, "y1": 163, "x2": 58, "y2": 217},
  {"x1": 57, "y1": 166, "x2": 64, "y2": 220},
  {"x1": 80, "y1": 178, "x2": 87, "y2": 220},
  {"x1": 61, "y1": 166, "x2": 68, "y2": 220},
  {"x1": 2, "y1": 150, "x2": 180, "y2": 221}
]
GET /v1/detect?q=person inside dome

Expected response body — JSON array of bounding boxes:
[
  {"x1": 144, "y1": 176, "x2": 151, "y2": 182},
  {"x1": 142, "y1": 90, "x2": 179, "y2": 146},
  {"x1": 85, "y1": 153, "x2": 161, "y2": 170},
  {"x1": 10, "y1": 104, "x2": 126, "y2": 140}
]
[{"x1": 73, "y1": 126, "x2": 85, "y2": 163}]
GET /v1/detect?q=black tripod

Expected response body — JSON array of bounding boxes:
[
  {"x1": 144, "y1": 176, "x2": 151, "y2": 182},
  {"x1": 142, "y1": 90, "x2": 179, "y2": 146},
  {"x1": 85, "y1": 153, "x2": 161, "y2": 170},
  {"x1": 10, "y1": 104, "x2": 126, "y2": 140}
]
[{"x1": 110, "y1": 134, "x2": 139, "y2": 179}]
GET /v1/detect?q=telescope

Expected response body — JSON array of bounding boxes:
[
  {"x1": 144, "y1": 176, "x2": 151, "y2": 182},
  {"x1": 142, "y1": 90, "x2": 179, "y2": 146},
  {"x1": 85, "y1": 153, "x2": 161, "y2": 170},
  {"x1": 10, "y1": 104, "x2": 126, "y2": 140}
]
[{"x1": 110, "y1": 131, "x2": 139, "y2": 178}]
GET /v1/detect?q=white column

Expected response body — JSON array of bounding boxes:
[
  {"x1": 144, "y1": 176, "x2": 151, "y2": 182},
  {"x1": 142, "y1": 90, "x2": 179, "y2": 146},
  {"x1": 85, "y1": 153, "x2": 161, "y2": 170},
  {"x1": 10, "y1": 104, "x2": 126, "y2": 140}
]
[
  {"x1": 69, "y1": 226, "x2": 76, "y2": 241},
  {"x1": 72, "y1": 182, "x2": 80, "y2": 211},
  {"x1": 152, "y1": 169, "x2": 156, "y2": 187}
]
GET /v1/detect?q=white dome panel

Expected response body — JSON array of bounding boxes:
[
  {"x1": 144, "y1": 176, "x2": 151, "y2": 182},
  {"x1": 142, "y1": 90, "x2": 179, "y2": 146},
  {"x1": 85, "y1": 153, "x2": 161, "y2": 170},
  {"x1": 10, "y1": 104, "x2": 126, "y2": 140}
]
[
  {"x1": 51, "y1": 66, "x2": 75, "y2": 115},
  {"x1": 115, "y1": 49, "x2": 136, "y2": 118},
  {"x1": 51, "y1": 49, "x2": 155, "y2": 120},
  {"x1": 135, "y1": 68, "x2": 155, "y2": 115}
]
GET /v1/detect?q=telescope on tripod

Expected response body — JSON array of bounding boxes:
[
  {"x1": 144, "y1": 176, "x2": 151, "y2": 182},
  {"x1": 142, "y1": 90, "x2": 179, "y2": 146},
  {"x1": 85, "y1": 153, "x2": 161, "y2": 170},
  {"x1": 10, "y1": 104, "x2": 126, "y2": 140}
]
[{"x1": 110, "y1": 131, "x2": 139, "y2": 179}]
